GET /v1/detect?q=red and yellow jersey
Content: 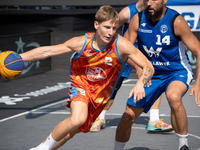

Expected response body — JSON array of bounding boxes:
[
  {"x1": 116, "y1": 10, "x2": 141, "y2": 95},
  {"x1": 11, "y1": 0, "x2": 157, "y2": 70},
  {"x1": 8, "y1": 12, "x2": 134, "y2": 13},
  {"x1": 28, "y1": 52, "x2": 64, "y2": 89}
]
[{"x1": 70, "y1": 32, "x2": 126, "y2": 108}]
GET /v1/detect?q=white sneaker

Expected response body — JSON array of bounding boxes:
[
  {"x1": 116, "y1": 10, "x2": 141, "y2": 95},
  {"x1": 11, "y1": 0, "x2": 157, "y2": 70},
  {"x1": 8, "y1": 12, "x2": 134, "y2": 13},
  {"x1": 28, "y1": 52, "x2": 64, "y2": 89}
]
[
  {"x1": 29, "y1": 146, "x2": 50, "y2": 150},
  {"x1": 29, "y1": 146, "x2": 49, "y2": 150},
  {"x1": 29, "y1": 143, "x2": 50, "y2": 150}
]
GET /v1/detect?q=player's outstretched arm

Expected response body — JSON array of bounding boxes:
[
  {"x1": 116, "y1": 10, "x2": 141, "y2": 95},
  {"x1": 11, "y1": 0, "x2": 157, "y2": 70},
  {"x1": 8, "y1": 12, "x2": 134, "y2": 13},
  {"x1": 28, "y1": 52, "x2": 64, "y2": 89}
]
[
  {"x1": 174, "y1": 15, "x2": 200, "y2": 107},
  {"x1": 20, "y1": 35, "x2": 85, "y2": 62},
  {"x1": 118, "y1": 36, "x2": 154, "y2": 104}
]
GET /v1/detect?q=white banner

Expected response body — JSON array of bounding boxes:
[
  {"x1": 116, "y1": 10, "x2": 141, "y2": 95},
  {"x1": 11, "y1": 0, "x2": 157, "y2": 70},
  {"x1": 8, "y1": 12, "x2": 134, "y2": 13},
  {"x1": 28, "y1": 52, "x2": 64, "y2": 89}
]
[{"x1": 168, "y1": 5, "x2": 200, "y2": 32}]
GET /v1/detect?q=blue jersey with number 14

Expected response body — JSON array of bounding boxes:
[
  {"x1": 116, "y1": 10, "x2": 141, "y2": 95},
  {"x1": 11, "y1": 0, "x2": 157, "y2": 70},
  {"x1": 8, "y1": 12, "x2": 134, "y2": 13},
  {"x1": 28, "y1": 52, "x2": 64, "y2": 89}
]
[{"x1": 138, "y1": 8, "x2": 192, "y2": 75}]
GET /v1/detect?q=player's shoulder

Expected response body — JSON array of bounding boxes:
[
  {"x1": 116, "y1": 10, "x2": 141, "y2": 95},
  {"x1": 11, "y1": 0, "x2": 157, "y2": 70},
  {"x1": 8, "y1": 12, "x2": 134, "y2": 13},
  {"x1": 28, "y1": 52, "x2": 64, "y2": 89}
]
[
  {"x1": 74, "y1": 34, "x2": 86, "y2": 40},
  {"x1": 67, "y1": 34, "x2": 86, "y2": 44},
  {"x1": 117, "y1": 36, "x2": 133, "y2": 51},
  {"x1": 173, "y1": 14, "x2": 188, "y2": 30},
  {"x1": 173, "y1": 14, "x2": 190, "y2": 37},
  {"x1": 117, "y1": 36, "x2": 127, "y2": 43},
  {"x1": 174, "y1": 14, "x2": 185, "y2": 24},
  {"x1": 63, "y1": 34, "x2": 86, "y2": 53}
]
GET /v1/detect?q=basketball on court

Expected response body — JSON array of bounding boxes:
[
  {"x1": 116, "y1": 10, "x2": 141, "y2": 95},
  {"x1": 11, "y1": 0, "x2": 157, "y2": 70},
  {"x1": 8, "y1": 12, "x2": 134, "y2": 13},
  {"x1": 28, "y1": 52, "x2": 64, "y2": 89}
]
[{"x1": 0, "y1": 51, "x2": 24, "y2": 80}]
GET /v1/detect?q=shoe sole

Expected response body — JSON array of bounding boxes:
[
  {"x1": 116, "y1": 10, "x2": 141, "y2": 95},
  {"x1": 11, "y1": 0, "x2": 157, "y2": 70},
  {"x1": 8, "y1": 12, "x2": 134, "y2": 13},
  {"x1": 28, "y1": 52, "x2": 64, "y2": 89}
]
[
  {"x1": 147, "y1": 128, "x2": 174, "y2": 132},
  {"x1": 90, "y1": 130, "x2": 101, "y2": 133}
]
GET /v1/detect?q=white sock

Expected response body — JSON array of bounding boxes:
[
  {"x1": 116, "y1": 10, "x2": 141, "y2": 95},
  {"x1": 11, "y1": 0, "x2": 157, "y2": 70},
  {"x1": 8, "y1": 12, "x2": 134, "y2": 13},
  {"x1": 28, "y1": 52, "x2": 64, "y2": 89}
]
[
  {"x1": 35, "y1": 143, "x2": 43, "y2": 149},
  {"x1": 98, "y1": 110, "x2": 107, "y2": 119},
  {"x1": 149, "y1": 109, "x2": 159, "y2": 122},
  {"x1": 176, "y1": 133, "x2": 188, "y2": 150},
  {"x1": 36, "y1": 133, "x2": 57, "y2": 150},
  {"x1": 114, "y1": 141, "x2": 126, "y2": 150}
]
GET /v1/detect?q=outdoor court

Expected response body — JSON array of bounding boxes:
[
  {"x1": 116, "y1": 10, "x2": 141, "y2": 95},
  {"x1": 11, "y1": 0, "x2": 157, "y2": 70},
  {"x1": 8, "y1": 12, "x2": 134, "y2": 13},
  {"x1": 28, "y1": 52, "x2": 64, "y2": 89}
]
[{"x1": 0, "y1": 69, "x2": 200, "y2": 150}]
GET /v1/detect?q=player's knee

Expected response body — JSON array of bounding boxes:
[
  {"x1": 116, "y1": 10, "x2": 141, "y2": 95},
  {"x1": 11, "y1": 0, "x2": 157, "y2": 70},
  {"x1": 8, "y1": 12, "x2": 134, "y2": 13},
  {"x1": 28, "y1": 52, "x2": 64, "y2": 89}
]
[
  {"x1": 121, "y1": 111, "x2": 136, "y2": 124},
  {"x1": 69, "y1": 116, "x2": 86, "y2": 128},
  {"x1": 167, "y1": 93, "x2": 182, "y2": 110}
]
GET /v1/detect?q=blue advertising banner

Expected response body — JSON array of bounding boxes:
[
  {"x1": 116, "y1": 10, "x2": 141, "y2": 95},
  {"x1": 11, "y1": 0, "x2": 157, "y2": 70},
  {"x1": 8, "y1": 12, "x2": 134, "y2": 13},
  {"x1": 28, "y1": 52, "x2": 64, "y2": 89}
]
[
  {"x1": 167, "y1": 0, "x2": 200, "y2": 5},
  {"x1": 167, "y1": 4, "x2": 200, "y2": 32}
]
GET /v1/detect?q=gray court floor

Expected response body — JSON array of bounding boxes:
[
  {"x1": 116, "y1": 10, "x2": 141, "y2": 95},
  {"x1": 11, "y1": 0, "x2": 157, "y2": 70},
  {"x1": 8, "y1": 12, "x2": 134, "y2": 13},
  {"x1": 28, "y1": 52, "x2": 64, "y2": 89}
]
[{"x1": 0, "y1": 71, "x2": 200, "y2": 150}]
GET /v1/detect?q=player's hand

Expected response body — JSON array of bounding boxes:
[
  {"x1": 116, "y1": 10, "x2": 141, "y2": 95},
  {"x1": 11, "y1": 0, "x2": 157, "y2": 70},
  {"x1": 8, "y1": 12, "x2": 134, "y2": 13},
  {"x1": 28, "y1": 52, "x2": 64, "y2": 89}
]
[
  {"x1": 129, "y1": 83, "x2": 145, "y2": 104},
  {"x1": 190, "y1": 82, "x2": 200, "y2": 107}
]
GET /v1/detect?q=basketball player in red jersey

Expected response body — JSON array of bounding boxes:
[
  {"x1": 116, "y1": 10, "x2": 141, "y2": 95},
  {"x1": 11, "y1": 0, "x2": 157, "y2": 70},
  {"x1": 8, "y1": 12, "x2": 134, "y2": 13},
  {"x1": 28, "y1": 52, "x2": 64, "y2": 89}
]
[{"x1": 19, "y1": 5, "x2": 154, "y2": 150}]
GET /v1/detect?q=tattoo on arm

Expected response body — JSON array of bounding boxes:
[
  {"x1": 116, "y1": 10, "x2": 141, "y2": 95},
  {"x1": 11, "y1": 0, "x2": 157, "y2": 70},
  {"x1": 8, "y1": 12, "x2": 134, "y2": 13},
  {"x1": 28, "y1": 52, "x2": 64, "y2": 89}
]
[{"x1": 141, "y1": 66, "x2": 153, "y2": 85}]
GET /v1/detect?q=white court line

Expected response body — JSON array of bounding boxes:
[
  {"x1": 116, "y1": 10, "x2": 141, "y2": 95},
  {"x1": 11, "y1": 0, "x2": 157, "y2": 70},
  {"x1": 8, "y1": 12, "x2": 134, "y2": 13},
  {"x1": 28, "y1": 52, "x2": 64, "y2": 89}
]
[
  {"x1": 1, "y1": 98, "x2": 200, "y2": 123},
  {"x1": 1, "y1": 90, "x2": 200, "y2": 123},
  {"x1": 27, "y1": 111, "x2": 200, "y2": 118},
  {"x1": 122, "y1": 83, "x2": 195, "y2": 88},
  {"x1": 108, "y1": 126, "x2": 200, "y2": 141},
  {"x1": 123, "y1": 79, "x2": 138, "y2": 83},
  {"x1": 1, "y1": 98, "x2": 200, "y2": 144},
  {"x1": 0, "y1": 77, "x2": 197, "y2": 123},
  {"x1": 122, "y1": 80, "x2": 194, "y2": 87},
  {"x1": 122, "y1": 84, "x2": 136, "y2": 86},
  {"x1": 126, "y1": 79, "x2": 196, "y2": 83},
  {"x1": 0, "y1": 99, "x2": 68, "y2": 123},
  {"x1": 0, "y1": 78, "x2": 195, "y2": 123}
]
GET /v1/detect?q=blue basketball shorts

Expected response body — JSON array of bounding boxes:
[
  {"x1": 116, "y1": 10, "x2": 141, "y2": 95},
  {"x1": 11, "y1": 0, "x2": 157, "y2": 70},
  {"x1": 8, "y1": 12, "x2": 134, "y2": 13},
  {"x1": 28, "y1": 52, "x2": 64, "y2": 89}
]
[{"x1": 127, "y1": 70, "x2": 193, "y2": 113}]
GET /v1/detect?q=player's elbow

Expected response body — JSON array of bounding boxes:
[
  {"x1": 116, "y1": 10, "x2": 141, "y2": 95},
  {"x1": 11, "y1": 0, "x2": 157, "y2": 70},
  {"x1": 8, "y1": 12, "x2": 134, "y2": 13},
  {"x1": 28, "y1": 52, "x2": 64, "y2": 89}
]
[
  {"x1": 20, "y1": 46, "x2": 51, "y2": 62},
  {"x1": 41, "y1": 47, "x2": 52, "y2": 59}
]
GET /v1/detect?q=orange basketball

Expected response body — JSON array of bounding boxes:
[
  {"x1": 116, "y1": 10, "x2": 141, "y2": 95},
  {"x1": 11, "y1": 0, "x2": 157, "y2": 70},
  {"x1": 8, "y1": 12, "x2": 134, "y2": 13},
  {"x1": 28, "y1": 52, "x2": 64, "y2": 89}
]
[{"x1": 0, "y1": 51, "x2": 24, "y2": 79}]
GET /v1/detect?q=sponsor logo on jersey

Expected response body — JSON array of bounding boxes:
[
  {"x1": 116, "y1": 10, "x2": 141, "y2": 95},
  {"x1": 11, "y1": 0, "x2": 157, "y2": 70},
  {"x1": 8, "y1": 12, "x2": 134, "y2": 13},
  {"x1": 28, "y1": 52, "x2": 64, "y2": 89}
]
[
  {"x1": 151, "y1": 61, "x2": 170, "y2": 66},
  {"x1": 85, "y1": 49, "x2": 92, "y2": 53},
  {"x1": 86, "y1": 67, "x2": 107, "y2": 82},
  {"x1": 143, "y1": 45, "x2": 162, "y2": 58},
  {"x1": 82, "y1": 54, "x2": 93, "y2": 57},
  {"x1": 138, "y1": 28, "x2": 152, "y2": 33},
  {"x1": 83, "y1": 49, "x2": 95, "y2": 57},
  {"x1": 141, "y1": 23, "x2": 147, "y2": 27}
]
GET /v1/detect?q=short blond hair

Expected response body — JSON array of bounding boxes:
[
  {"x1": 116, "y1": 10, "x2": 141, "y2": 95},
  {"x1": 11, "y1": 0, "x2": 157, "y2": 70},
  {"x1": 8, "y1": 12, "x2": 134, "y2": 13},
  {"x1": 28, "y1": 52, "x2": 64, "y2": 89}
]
[{"x1": 95, "y1": 5, "x2": 119, "y2": 25}]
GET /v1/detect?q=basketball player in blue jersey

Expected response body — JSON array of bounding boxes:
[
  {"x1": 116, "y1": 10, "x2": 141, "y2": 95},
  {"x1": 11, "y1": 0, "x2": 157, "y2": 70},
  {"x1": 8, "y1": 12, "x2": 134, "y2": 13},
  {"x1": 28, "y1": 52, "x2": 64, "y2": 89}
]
[
  {"x1": 90, "y1": 0, "x2": 172, "y2": 133},
  {"x1": 114, "y1": 0, "x2": 200, "y2": 150}
]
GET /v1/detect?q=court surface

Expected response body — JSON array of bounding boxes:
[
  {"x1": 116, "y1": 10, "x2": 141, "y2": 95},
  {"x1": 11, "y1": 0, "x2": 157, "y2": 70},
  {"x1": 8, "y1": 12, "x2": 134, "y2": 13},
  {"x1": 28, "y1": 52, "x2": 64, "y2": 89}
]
[{"x1": 0, "y1": 70, "x2": 200, "y2": 150}]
